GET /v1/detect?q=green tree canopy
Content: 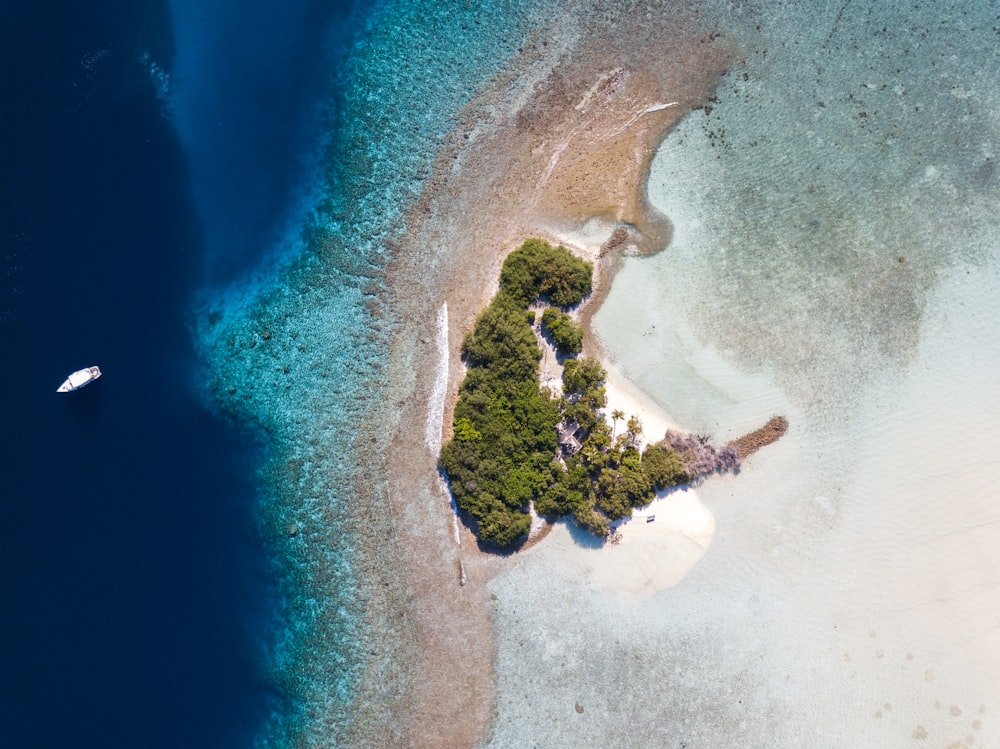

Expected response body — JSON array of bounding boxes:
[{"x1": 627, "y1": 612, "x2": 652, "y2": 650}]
[
  {"x1": 540, "y1": 307, "x2": 584, "y2": 355},
  {"x1": 499, "y1": 238, "x2": 593, "y2": 307},
  {"x1": 641, "y1": 441, "x2": 689, "y2": 490},
  {"x1": 441, "y1": 237, "x2": 704, "y2": 547}
]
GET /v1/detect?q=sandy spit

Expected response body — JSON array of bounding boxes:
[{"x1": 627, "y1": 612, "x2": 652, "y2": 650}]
[{"x1": 346, "y1": 2, "x2": 737, "y2": 747}]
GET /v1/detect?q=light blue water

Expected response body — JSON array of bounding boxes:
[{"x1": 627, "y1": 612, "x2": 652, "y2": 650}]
[
  {"x1": 171, "y1": 0, "x2": 1000, "y2": 744},
  {"x1": 489, "y1": 2, "x2": 1000, "y2": 748},
  {"x1": 171, "y1": 0, "x2": 555, "y2": 744}
]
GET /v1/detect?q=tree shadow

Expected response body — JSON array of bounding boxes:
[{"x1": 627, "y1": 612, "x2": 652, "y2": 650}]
[{"x1": 563, "y1": 516, "x2": 608, "y2": 549}]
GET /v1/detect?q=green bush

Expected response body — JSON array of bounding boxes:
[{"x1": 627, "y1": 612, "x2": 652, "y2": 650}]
[
  {"x1": 453, "y1": 417, "x2": 481, "y2": 442},
  {"x1": 479, "y1": 507, "x2": 533, "y2": 548},
  {"x1": 540, "y1": 307, "x2": 584, "y2": 355},
  {"x1": 535, "y1": 460, "x2": 591, "y2": 517},
  {"x1": 641, "y1": 442, "x2": 689, "y2": 490},
  {"x1": 499, "y1": 238, "x2": 593, "y2": 307},
  {"x1": 562, "y1": 357, "x2": 606, "y2": 398},
  {"x1": 461, "y1": 299, "x2": 541, "y2": 380},
  {"x1": 572, "y1": 504, "x2": 611, "y2": 537}
]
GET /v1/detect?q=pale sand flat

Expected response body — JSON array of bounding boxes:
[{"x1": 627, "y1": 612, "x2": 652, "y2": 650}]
[
  {"x1": 534, "y1": 490, "x2": 715, "y2": 600},
  {"x1": 600, "y1": 358, "x2": 676, "y2": 447},
  {"x1": 530, "y1": 331, "x2": 719, "y2": 599}
]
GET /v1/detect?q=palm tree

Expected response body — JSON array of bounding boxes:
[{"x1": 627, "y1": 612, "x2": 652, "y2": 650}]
[
  {"x1": 626, "y1": 415, "x2": 643, "y2": 447},
  {"x1": 611, "y1": 409, "x2": 624, "y2": 439}
]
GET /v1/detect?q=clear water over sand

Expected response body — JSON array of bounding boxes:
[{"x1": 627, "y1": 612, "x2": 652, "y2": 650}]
[
  {"x1": 491, "y1": 2, "x2": 1000, "y2": 746},
  {"x1": 185, "y1": 0, "x2": 999, "y2": 745}
]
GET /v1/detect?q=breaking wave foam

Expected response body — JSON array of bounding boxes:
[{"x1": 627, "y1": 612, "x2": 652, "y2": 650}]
[{"x1": 424, "y1": 302, "x2": 449, "y2": 456}]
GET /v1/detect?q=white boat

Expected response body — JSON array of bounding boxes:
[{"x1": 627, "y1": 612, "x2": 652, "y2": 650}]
[{"x1": 57, "y1": 365, "x2": 102, "y2": 393}]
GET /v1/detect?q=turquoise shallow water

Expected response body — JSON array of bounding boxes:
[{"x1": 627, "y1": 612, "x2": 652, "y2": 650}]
[
  {"x1": 176, "y1": 0, "x2": 1000, "y2": 745},
  {"x1": 594, "y1": 0, "x2": 1000, "y2": 433},
  {"x1": 181, "y1": 0, "x2": 555, "y2": 744},
  {"x1": 497, "y1": 2, "x2": 1000, "y2": 747}
]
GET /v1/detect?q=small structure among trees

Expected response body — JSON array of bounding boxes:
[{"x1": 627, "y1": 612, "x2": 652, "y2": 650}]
[{"x1": 556, "y1": 419, "x2": 583, "y2": 456}]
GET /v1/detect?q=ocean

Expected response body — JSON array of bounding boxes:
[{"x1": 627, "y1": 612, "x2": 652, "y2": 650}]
[
  {"x1": 1, "y1": 0, "x2": 539, "y2": 743},
  {"x1": 0, "y1": 0, "x2": 357, "y2": 745},
  {"x1": 4, "y1": 0, "x2": 999, "y2": 747}
]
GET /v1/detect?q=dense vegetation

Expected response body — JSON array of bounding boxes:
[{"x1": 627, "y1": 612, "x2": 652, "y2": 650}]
[
  {"x1": 540, "y1": 307, "x2": 584, "y2": 355},
  {"x1": 497, "y1": 237, "x2": 594, "y2": 308},
  {"x1": 438, "y1": 239, "x2": 592, "y2": 546},
  {"x1": 439, "y1": 238, "x2": 714, "y2": 548},
  {"x1": 537, "y1": 359, "x2": 691, "y2": 537}
]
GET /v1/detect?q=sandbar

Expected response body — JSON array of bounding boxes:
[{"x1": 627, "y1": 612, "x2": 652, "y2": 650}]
[{"x1": 357, "y1": 3, "x2": 735, "y2": 746}]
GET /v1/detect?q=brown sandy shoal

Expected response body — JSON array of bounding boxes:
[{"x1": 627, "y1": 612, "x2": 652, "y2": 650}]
[
  {"x1": 350, "y1": 3, "x2": 736, "y2": 747},
  {"x1": 730, "y1": 415, "x2": 789, "y2": 460}
]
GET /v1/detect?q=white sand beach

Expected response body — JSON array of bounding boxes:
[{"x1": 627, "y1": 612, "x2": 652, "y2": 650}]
[
  {"x1": 532, "y1": 490, "x2": 715, "y2": 600},
  {"x1": 529, "y1": 352, "x2": 720, "y2": 600}
]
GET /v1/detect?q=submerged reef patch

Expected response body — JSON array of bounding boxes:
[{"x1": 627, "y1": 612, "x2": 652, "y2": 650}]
[{"x1": 190, "y1": 0, "x2": 561, "y2": 745}]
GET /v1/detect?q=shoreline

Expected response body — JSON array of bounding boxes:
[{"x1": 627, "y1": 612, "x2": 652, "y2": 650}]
[
  {"x1": 363, "y1": 4, "x2": 736, "y2": 746},
  {"x1": 359, "y1": 1, "x2": 1000, "y2": 746},
  {"x1": 522, "y1": 233, "x2": 723, "y2": 599}
]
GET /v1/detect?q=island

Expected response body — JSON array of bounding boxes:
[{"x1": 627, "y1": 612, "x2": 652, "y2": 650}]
[{"x1": 439, "y1": 237, "x2": 787, "y2": 548}]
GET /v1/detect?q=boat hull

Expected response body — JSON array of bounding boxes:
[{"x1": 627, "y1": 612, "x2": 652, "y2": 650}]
[{"x1": 57, "y1": 365, "x2": 102, "y2": 393}]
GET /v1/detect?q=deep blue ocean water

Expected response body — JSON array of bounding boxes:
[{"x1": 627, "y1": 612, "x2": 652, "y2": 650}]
[
  {"x1": 0, "y1": 0, "x2": 363, "y2": 746},
  {"x1": 1, "y1": 0, "x2": 553, "y2": 744},
  {"x1": 7, "y1": 0, "x2": 986, "y2": 745}
]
